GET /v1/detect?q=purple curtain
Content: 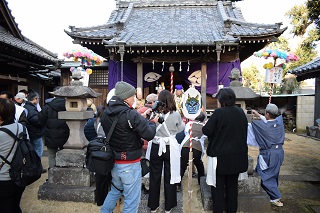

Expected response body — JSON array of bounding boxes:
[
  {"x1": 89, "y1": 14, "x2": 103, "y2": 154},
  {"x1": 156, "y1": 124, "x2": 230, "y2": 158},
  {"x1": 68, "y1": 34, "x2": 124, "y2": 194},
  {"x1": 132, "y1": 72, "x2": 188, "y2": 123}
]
[{"x1": 108, "y1": 59, "x2": 240, "y2": 95}]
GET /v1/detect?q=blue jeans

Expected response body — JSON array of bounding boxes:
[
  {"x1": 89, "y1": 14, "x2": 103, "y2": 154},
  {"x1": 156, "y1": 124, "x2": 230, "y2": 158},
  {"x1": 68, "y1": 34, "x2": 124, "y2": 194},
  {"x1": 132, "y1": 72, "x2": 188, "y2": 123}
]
[
  {"x1": 31, "y1": 137, "x2": 43, "y2": 158},
  {"x1": 101, "y1": 162, "x2": 141, "y2": 213}
]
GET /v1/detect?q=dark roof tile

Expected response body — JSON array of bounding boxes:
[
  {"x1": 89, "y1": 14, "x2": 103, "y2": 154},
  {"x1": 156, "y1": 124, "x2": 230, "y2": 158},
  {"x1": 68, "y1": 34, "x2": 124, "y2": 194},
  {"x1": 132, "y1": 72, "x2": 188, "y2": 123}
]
[
  {"x1": 289, "y1": 57, "x2": 320, "y2": 80},
  {"x1": 65, "y1": 1, "x2": 285, "y2": 46},
  {"x1": 0, "y1": 26, "x2": 58, "y2": 63}
]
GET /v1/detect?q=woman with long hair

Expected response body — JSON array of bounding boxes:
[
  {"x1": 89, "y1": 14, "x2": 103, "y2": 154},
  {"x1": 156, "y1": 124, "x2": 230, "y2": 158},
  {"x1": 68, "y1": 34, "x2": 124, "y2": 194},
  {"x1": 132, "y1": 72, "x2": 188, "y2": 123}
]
[
  {"x1": 203, "y1": 88, "x2": 248, "y2": 213},
  {"x1": 0, "y1": 98, "x2": 28, "y2": 212},
  {"x1": 147, "y1": 90, "x2": 185, "y2": 213}
]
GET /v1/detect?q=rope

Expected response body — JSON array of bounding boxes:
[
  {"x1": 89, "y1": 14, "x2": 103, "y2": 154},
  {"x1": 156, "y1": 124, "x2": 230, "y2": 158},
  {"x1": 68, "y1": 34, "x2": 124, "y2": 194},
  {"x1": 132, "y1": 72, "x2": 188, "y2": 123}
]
[{"x1": 170, "y1": 72, "x2": 173, "y2": 93}]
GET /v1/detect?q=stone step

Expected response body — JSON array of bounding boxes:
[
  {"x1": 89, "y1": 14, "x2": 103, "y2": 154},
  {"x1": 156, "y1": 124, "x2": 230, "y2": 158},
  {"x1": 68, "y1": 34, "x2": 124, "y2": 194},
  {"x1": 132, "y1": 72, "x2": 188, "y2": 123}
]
[
  {"x1": 200, "y1": 174, "x2": 271, "y2": 212},
  {"x1": 38, "y1": 182, "x2": 95, "y2": 203}
]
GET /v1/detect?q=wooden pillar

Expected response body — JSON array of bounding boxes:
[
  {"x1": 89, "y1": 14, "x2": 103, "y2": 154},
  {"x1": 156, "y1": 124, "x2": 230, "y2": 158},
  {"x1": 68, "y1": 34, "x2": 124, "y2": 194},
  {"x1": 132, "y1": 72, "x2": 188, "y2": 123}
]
[
  {"x1": 201, "y1": 63, "x2": 207, "y2": 111},
  {"x1": 61, "y1": 69, "x2": 71, "y2": 86},
  {"x1": 314, "y1": 77, "x2": 320, "y2": 126},
  {"x1": 137, "y1": 62, "x2": 143, "y2": 96}
]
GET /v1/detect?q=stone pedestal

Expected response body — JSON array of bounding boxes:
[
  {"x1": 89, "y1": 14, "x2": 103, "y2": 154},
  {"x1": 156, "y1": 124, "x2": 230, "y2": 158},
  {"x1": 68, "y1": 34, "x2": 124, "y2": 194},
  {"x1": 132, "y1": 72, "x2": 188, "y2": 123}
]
[
  {"x1": 200, "y1": 155, "x2": 271, "y2": 212},
  {"x1": 38, "y1": 111, "x2": 96, "y2": 203},
  {"x1": 59, "y1": 111, "x2": 94, "y2": 149},
  {"x1": 306, "y1": 126, "x2": 320, "y2": 139}
]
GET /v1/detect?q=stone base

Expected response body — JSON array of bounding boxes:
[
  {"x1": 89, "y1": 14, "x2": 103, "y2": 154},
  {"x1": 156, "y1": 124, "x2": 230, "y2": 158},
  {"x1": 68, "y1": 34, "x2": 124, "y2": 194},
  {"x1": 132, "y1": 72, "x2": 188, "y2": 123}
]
[
  {"x1": 48, "y1": 167, "x2": 94, "y2": 187},
  {"x1": 200, "y1": 174, "x2": 271, "y2": 212},
  {"x1": 38, "y1": 182, "x2": 95, "y2": 203},
  {"x1": 56, "y1": 149, "x2": 86, "y2": 167},
  {"x1": 306, "y1": 126, "x2": 320, "y2": 139}
]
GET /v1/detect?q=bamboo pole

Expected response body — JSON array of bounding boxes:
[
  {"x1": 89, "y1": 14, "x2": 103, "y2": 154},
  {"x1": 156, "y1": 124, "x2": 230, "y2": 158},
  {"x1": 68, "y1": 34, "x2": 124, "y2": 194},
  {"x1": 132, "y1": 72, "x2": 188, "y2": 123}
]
[{"x1": 187, "y1": 122, "x2": 193, "y2": 213}]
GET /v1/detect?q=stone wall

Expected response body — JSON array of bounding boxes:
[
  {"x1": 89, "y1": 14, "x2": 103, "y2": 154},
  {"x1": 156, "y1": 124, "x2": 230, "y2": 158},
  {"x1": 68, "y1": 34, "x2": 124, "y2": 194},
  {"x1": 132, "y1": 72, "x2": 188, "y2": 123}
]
[{"x1": 296, "y1": 95, "x2": 315, "y2": 131}]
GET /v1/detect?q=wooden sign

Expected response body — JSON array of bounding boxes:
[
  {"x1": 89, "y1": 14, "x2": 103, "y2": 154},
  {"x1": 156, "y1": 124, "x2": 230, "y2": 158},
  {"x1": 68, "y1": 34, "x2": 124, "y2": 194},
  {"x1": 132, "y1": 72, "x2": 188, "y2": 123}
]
[{"x1": 265, "y1": 67, "x2": 283, "y2": 84}]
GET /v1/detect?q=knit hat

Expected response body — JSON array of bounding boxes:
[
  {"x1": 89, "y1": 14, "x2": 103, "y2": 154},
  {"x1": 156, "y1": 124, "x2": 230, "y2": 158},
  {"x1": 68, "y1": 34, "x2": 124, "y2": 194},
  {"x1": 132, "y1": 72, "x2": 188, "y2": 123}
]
[
  {"x1": 115, "y1": 81, "x2": 136, "y2": 100},
  {"x1": 15, "y1": 92, "x2": 27, "y2": 101},
  {"x1": 146, "y1": 93, "x2": 158, "y2": 103}
]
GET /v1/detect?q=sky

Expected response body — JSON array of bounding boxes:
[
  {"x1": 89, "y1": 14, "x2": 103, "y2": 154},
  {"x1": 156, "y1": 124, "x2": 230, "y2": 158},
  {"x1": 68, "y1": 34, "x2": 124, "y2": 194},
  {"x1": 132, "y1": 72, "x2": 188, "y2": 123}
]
[{"x1": 6, "y1": 0, "x2": 312, "y2": 61}]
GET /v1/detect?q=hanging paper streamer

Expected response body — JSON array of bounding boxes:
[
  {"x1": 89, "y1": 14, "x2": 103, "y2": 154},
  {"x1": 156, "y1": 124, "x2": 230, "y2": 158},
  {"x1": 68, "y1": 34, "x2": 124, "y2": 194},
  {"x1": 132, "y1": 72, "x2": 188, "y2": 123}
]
[
  {"x1": 179, "y1": 62, "x2": 182, "y2": 72},
  {"x1": 162, "y1": 62, "x2": 164, "y2": 72},
  {"x1": 187, "y1": 60, "x2": 190, "y2": 72}
]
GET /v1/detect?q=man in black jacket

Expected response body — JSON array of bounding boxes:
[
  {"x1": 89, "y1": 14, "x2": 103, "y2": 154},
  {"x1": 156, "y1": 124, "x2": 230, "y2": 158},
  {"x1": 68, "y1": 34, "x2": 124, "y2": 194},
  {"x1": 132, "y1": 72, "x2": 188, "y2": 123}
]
[
  {"x1": 100, "y1": 81, "x2": 158, "y2": 213},
  {"x1": 39, "y1": 97, "x2": 70, "y2": 169},
  {"x1": 24, "y1": 91, "x2": 46, "y2": 173}
]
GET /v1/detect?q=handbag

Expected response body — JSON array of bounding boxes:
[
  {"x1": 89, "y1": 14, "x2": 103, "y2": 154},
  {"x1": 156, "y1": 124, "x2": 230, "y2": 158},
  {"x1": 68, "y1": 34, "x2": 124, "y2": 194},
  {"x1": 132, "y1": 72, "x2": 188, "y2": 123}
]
[{"x1": 86, "y1": 115, "x2": 119, "y2": 175}]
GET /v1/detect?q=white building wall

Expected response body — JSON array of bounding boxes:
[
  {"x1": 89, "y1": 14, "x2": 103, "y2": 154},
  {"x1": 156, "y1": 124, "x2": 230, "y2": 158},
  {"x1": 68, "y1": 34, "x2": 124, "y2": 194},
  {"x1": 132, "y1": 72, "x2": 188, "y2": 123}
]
[{"x1": 296, "y1": 96, "x2": 315, "y2": 131}]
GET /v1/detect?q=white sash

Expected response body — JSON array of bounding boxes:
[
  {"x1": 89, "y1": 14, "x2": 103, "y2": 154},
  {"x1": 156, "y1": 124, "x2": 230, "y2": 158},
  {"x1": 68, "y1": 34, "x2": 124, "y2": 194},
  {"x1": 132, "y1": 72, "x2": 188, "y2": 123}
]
[{"x1": 151, "y1": 113, "x2": 181, "y2": 184}]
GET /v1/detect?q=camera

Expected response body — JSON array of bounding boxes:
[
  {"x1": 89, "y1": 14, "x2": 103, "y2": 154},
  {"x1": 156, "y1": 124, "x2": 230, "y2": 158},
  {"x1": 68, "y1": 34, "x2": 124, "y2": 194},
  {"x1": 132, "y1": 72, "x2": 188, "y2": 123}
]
[
  {"x1": 147, "y1": 100, "x2": 165, "y2": 123},
  {"x1": 247, "y1": 110, "x2": 252, "y2": 114}
]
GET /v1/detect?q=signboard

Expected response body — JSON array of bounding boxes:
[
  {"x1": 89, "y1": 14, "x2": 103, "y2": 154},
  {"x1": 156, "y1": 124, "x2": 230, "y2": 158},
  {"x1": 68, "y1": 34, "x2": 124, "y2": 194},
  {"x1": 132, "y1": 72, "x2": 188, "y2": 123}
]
[
  {"x1": 265, "y1": 67, "x2": 283, "y2": 84},
  {"x1": 181, "y1": 87, "x2": 202, "y2": 120}
]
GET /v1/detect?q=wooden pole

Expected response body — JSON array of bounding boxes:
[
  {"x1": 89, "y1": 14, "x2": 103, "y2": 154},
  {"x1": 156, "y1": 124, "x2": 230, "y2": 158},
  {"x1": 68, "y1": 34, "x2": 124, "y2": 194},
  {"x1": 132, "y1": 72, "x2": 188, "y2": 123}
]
[
  {"x1": 187, "y1": 121, "x2": 193, "y2": 213},
  {"x1": 170, "y1": 72, "x2": 174, "y2": 93}
]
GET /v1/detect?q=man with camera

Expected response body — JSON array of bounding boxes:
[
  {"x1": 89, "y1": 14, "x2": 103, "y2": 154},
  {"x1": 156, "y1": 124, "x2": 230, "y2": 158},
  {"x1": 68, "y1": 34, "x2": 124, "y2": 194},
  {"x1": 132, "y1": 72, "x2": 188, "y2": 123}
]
[{"x1": 100, "y1": 81, "x2": 158, "y2": 213}]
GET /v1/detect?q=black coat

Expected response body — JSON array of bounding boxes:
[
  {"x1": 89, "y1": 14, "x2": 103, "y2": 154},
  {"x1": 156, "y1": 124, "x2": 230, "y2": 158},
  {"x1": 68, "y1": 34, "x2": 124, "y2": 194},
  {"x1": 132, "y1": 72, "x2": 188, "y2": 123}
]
[
  {"x1": 101, "y1": 96, "x2": 156, "y2": 161},
  {"x1": 38, "y1": 98, "x2": 70, "y2": 148},
  {"x1": 24, "y1": 102, "x2": 44, "y2": 140},
  {"x1": 203, "y1": 106, "x2": 248, "y2": 175}
]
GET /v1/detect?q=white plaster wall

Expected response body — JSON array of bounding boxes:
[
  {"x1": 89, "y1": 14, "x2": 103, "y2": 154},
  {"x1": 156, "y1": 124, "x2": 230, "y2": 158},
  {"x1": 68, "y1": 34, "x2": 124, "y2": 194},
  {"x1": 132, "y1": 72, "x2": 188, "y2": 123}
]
[{"x1": 296, "y1": 96, "x2": 315, "y2": 131}]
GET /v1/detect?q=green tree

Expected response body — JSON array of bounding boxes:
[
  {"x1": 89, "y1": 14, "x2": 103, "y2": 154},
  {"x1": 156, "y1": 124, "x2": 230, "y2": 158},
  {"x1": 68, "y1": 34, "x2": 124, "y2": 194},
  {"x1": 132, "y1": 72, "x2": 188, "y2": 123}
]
[
  {"x1": 286, "y1": 5, "x2": 312, "y2": 36},
  {"x1": 306, "y1": 0, "x2": 320, "y2": 38},
  {"x1": 242, "y1": 65, "x2": 263, "y2": 92}
]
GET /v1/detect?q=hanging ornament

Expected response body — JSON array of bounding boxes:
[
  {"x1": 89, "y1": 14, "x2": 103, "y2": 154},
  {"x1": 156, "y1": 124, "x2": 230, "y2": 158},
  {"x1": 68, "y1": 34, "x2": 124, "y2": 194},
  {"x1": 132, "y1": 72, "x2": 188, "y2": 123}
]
[
  {"x1": 162, "y1": 61, "x2": 164, "y2": 72},
  {"x1": 187, "y1": 60, "x2": 190, "y2": 72},
  {"x1": 179, "y1": 62, "x2": 182, "y2": 72},
  {"x1": 152, "y1": 60, "x2": 155, "y2": 70}
]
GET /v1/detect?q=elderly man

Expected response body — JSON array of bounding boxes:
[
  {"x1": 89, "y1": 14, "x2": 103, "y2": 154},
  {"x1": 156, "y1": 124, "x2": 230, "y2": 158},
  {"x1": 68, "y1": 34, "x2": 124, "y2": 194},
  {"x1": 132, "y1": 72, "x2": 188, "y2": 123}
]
[
  {"x1": 14, "y1": 92, "x2": 27, "y2": 106},
  {"x1": 247, "y1": 103, "x2": 285, "y2": 207}
]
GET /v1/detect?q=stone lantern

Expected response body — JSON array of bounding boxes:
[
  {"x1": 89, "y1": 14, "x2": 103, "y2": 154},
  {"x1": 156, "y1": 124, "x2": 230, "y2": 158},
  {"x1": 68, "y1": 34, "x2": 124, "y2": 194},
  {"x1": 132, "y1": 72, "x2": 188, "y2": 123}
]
[
  {"x1": 213, "y1": 68, "x2": 260, "y2": 122},
  {"x1": 38, "y1": 69, "x2": 101, "y2": 203}
]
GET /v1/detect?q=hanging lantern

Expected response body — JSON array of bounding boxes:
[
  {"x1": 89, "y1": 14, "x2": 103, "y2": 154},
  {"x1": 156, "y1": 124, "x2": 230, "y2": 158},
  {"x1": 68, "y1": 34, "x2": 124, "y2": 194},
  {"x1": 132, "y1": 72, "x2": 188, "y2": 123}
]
[{"x1": 169, "y1": 64, "x2": 175, "y2": 72}]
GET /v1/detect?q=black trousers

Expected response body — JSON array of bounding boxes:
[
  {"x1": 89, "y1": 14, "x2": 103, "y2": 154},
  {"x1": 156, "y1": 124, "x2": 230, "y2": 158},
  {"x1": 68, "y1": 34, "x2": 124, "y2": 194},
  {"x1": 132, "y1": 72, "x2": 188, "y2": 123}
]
[
  {"x1": 95, "y1": 172, "x2": 112, "y2": 206},
  {"x1": 211, "y1": 174, "x2": 239, "y2": 213},
  {"x1": 148, "y1": 144, "x2": 177, "y2": 211},
  {"x1": 180, "y1": 147, "x2": 205, "y2": 184},
  {"x1": 0, "y1": 180, "x2": 25, "y2": 213}
]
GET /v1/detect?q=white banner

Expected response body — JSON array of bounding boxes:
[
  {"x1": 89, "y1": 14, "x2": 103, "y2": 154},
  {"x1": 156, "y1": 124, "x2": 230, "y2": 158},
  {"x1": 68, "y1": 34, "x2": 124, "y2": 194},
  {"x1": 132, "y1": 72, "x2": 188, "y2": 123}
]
[{"x1": 265, "y1": 67, "x2": 283, "y2": 84}]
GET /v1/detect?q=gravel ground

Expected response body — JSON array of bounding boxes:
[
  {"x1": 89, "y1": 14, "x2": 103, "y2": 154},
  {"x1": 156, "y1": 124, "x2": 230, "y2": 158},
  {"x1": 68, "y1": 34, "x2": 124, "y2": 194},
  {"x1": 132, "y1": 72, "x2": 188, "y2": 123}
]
[{"x1": 20, "y1": 132, "x2": 320, "y2": 213}]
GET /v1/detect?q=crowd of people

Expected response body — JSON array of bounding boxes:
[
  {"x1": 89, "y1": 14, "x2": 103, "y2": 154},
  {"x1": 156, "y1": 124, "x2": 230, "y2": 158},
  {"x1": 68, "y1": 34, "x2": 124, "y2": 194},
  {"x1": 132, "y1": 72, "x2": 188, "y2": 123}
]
[{"x1": 0, "y1": 84, "x2": 286, "y2": 213}]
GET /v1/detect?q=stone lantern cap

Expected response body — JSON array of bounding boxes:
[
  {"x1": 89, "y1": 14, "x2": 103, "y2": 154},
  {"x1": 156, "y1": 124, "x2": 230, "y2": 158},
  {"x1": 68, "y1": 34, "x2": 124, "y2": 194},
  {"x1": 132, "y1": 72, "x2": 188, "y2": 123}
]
[{"x1": 49, "y1": 86, "x2": 101, "y2": 98}]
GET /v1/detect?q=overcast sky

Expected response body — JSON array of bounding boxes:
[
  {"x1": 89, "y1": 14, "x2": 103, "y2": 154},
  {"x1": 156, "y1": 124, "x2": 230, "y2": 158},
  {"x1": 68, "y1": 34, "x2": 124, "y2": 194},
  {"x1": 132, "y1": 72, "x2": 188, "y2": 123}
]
[{"x1": 6, "y1": 0, "x2": 312, "y2": 60}]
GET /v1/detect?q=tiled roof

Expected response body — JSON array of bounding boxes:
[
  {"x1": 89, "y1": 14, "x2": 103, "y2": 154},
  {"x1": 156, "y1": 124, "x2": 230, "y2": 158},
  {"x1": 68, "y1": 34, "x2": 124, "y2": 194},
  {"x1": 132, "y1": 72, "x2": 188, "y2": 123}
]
[
  {"x1": 289, "y1": 57, "x2": 320, "y2": 81},
  {"x1": 0, "y1": 26, "x2": 59, "y2": 63},
  {"x1": 65, "y1": 1, "x2": 285, "y2": 46}
]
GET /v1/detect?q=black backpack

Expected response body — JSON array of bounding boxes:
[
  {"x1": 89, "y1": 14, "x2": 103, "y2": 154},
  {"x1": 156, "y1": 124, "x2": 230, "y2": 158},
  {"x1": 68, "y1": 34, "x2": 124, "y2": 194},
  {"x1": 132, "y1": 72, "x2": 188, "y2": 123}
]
[{"x1": 0, "y1": 124, "x2": 43, "y2": 187}]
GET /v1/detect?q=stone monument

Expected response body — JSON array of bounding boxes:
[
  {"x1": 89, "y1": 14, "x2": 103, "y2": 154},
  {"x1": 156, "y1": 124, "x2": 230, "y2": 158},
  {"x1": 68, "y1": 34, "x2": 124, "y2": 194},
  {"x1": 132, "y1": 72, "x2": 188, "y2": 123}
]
[{"x1": 38, "y1": 68, "x2": 101, "y2": 203}]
